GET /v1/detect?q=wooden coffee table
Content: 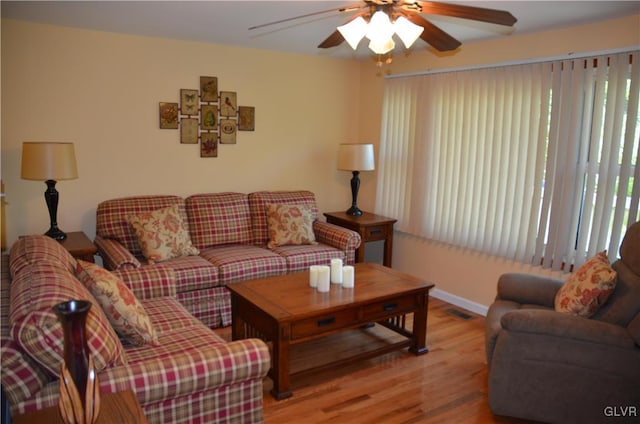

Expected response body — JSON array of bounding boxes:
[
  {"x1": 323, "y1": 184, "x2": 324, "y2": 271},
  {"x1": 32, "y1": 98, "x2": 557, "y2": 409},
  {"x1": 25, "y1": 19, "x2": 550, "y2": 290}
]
[{"x1": 228, "y1": 262, "x2": 435, "y2": 400}]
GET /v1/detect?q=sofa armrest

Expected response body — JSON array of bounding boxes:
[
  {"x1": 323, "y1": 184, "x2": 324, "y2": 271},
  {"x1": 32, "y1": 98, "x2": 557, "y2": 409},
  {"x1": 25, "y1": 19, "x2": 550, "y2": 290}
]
[
  {"x1": 313, "y1": 221, "x2": 361, "y2": 265},
  {"x1": 112, "y1": 266, "x2": 177, "y2": 300},
  {"x1": 501, "y1": 309, "x2": 636, "y2": 349},
  {"x1": 496, "y1": 273, "x2": 564, "y2": 307},
  {"x1": 98, "y1": 338, "x2": 270, "y2": 405},
  {"x1": 95, "y1": 236, "x2": 141, "y2": 271}
]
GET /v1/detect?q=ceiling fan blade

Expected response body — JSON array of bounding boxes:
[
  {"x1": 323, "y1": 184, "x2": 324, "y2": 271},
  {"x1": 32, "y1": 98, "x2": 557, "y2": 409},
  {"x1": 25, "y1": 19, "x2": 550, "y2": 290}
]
[
  {"x1": 317, "y1": 11, "x2": 367, "y2": 49},
  {"x1": 249, "y1": 4, "x2": 363, "y2": 31},
  {"x1": 405, "y1": 12, "x2": 461, "y2": 51},
  {"x1": 416, "y1": 1, "x2": 517, "y2": 26},
  {"x1": 318, "y1": 30, "x2": 345, "y2": 48}
]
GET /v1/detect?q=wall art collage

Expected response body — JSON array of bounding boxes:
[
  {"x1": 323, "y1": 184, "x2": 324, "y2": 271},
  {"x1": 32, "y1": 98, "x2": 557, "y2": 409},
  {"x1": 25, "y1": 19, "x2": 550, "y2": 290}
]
[{"x1": 159, "y1": 76, "x2": 255, "y2": 158}]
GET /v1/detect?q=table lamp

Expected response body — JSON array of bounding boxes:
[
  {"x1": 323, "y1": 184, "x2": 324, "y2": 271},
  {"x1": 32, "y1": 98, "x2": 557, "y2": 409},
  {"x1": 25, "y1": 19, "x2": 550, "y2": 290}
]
[
  {"x1": 21, "y1": 142, "x2": 78, "y2": 240},
  {"x1": 337, "y1": 143, "x2": 375, "y2": 216}
]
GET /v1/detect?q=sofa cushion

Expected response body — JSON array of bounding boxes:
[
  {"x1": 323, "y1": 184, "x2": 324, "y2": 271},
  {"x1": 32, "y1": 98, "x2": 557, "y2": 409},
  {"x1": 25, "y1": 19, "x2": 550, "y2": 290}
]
[
  {"x1": 592, "y1": 259, "x2": 640, "y2": 327},
  {"x1": 186, "y1": 193, "x2": 253, "y2": 249},
  {"x1": 266, "y1": 204, "x2": 317, "y2": 249},
  {"x1": 99, "y1": 297, "x2": 270, "y2": 410},
  {"x1": 1, "y1": 254, "x2": 50, "y2": 409},
  {"x1": 9, "y1": 262, "x2": 127, "y2": 376},
  {"x1": 200, "y1": 245, "x2": 287, "y2": 284},
  {"x1": 76, "y1": 261, "x2": 158, "y2": 347},
  {"x1": 248, "y1": 191, "x2": 318, "y2": 246},
  {"x1": 554, "y1": 251, "x2": 617, "y2": 317},
  {"x1": 176, "y1": 286, "x2": 230, "y2": 329},
  {"x1": 127, "y1": 203, "x2": 200, "y2": 264},
  {"x1": 153, "y1": 255, "x2": 220, "y2": 292},
  {"x1": 96, "y1": 195, "x2": 185, "y2": 257},
  {"x1": 269, "y1": 243, "x2": 344, "y2": 274},
  {"x1": 137, "y1": 297, "x2": 206, "y2": 335},
  {"x1": 9, "y1": 235, "x2": 77, "y2": 278}
]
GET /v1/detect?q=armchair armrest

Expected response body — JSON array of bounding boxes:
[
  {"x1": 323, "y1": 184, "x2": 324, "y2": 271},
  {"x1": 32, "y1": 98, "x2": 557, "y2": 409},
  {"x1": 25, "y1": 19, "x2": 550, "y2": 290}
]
[
  {"x1": 98, "y1": 338, "x2": 270, "y2": 405},
  {"x1": 95, "y1": 236, "x2": 141, "y2": 271},
  {"x1": 501, "y1": 309, "x2": 636, "y2": 349},
  {"x1": 313, "y1": 221, "x2": 361, "y2": 265},
  {"x1": 112, "y1": 265, "x2": 176, "y2": 300},
  {"x1": 497, "y1": 273, "x2": 564, "y2": 307}
]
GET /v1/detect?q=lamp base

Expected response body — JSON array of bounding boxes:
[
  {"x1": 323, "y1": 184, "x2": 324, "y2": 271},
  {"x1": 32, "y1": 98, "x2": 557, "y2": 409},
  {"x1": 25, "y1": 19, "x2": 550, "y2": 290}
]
[
  {"x1": 43, "y1": 179, "x2": 67, "y2": 241},
  {"x1": 346, "y1": 170, "x2": 364, "y2": 216},
  {"x1": 45, "y1": 226, "x2": 67, "y2": 241},
  {"x1": 346, "y1": 206, "x2": 363, "y2": 216}
]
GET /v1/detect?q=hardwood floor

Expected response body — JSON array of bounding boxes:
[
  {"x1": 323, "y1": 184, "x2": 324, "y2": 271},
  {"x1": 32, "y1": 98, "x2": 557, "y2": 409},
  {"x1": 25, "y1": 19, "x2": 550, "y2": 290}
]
[{"x1": 216, "y1": 297, "x2": 537, "y2": 423}]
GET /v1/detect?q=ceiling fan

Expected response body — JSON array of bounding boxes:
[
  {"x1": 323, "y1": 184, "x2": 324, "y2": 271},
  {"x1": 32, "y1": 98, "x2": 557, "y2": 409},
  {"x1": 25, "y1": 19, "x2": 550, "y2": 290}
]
[{"x1": 250, "y1": 1, "x2": 517, "y2": 54}]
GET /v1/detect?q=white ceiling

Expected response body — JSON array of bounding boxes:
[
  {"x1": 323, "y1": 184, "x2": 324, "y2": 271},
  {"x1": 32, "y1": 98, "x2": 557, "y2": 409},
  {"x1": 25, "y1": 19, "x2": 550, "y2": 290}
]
[{"x1": 2, "y1": 1, "x2": 639, "y2": 59}]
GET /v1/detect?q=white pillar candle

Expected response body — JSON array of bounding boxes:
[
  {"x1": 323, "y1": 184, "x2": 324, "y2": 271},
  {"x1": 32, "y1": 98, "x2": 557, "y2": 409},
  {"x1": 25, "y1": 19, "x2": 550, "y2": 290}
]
[
  {"x1": 342, "y1": 265, "x2": 354, "y2": 288},
  {"x1": 330, "y1": 258, "x2": 343, "y2": 284},
  {"x1": 309, "y1": 265, "x2": 320, "y2": 288},
  {"x1": 317, "y1": 266, "x2": 331, "y2": 292}
]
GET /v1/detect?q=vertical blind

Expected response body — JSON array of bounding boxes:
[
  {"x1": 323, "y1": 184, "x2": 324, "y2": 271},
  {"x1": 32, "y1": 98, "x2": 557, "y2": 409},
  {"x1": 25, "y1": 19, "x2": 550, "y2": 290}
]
[{"x1": 376, "y1": 51, "x2": 639, "y2": 270}]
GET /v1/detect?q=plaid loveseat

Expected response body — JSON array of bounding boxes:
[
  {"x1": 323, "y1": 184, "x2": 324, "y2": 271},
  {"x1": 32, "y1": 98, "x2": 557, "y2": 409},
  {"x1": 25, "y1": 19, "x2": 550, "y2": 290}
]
[
  {"x1": 1, "y1": 236, "x2": 271, "y2": 423},
  {"x1": 95, "y1": 190, "x2": 361, "y2": 328}
]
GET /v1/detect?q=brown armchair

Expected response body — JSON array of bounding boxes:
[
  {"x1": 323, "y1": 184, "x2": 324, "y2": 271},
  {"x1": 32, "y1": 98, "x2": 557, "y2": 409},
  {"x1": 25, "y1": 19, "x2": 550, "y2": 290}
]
[{"x1": 485, "y1": 222, "x2": 640, "y2": 424}]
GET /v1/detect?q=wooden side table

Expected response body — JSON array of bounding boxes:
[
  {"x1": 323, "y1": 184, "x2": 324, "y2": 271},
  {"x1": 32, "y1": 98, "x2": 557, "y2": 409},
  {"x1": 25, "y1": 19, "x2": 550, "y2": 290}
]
[
  {"x1": 58, "y1": 231, "x2": 97, "y2": 263},
  {"x1": 12, "y1": 389, "x2": 148, "y2": 424},
  {"x1": 324, "y1": 211, "x2": 397, "y2": 267}
]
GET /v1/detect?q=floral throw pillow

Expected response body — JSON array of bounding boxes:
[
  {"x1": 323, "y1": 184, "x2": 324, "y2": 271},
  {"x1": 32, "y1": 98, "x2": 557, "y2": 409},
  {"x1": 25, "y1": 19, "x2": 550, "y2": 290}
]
[
  {"x1": 76, "y1": 260, "x2": 158, "y2": 346},
  {"x1": 554, "y1": 251, "x2": 617, "y2": 317},
  {"x1": 266, "y1": 204, "x2": 317, "y2": 249},
  {"x1": 127, "y1": 203, "x2": 199, "y2": 264}
]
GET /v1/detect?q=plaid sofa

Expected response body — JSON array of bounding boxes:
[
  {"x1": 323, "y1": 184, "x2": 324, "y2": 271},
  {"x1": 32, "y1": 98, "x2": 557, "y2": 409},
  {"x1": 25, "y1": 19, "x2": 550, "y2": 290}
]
[
  {"x1": 95, "y1": 190, "x2": 361, "y2": 328},
  {"x1": 1, "y1": 236, "x2": 271, "y2": 423}
]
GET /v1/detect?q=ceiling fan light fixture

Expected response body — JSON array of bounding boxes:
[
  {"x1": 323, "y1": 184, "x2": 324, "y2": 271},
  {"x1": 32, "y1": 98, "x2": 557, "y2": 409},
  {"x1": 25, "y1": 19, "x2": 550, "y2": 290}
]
[
  {"x1": 368, "y1": 38, "x2": 395, "y2": 55},
  {"x1": 393, "y1": 16, "x2": 424, "y2": 49},
  {"x1": 337, "y1": 16, "x2": 368, "y2": 50},
  {"x1": 365, "y1": 10, "x2": 394, "y2": 44}
]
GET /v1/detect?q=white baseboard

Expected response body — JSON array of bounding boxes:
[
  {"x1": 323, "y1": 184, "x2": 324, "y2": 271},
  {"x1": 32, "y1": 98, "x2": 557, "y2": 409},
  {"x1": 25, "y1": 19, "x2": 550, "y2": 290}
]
[{"x1": 430, "y1": 288, "x2": 488, "y2": 317}]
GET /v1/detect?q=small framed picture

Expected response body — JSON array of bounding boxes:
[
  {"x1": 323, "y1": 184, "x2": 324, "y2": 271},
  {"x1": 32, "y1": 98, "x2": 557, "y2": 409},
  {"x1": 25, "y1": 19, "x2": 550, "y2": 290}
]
[
  {"x1": 159, "y1": 102, "x2": 179, "y2": 129},
  {"x1": 180, "y1": 89, "x2": 199, "y2": 115},
  {"x1": 220, "y1": 119, "x2": 237, "y2": 144},
  {"x1": 220, "y1": 91, "x2": 237, "y2": 117},
  {"x1": 200, "y1": 76, "x2": 218, "y2": 102},
  {"x1": 201, "y1": 133, "x2": 218, "y2": 157},
  {"x1": 180, "y1": 118, "x2": 199, "y2": 144},
  {"x1": 238, "y1": 106, "x2": 255, "y2": 131},
  {"x1": 201, "y1": 105, "x2": 217, "y2": 131}
]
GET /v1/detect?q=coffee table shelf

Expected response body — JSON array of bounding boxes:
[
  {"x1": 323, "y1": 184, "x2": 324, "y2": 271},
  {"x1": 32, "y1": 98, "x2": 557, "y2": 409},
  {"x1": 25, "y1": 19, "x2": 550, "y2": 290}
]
[{"x1": 228, "y1": 262, "x2": 434, "y2": 400}]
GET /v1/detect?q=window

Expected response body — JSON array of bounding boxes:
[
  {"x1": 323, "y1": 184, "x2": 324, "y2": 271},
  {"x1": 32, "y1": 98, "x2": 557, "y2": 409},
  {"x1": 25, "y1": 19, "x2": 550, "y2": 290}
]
[{"x1": 376, "y1": 51, "x2": 639, "y2": 271}]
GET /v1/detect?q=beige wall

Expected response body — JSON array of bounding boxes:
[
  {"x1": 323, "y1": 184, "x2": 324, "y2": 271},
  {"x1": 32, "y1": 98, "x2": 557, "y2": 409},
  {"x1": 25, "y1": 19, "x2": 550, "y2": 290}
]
[
  {"x1": 2, "y1": 14, "x2": 639, "y2": 312},
  {"x1": 1, "y1": 19, "x2": 361, "y2": 246}
]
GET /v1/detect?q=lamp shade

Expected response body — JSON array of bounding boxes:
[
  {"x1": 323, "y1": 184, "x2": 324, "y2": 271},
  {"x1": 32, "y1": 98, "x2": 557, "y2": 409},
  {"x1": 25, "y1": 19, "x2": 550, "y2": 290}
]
[
  {"x1": 21, "y1": 142, "x2": 78, "y2": 181},
  {"x1": 365, "y1": 11, "x2": 395, "y2": 45},
  {"x1": 368, "y1": 38, "x2": 395, "y2": 55},
  {"x1": 337, "y1": 143, "x2": 375, "y2": 171},
  {"x1": 394, "y1": 16, "x2": 424, "y2": 49},
  {"x1": 337, "y1": 16, "x2": 368, "y2": 50}
]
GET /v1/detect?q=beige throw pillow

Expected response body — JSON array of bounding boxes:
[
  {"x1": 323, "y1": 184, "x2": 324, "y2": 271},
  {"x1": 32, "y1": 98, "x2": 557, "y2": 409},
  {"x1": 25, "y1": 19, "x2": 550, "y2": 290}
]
[
  {"x1": 127, "y1": 203, "x2": 199, "y2": 264},
  {"x1": 554, "y1": 251, "x2": 617, "y2": 317},
  {"x1": 76, "y1": 260, "x2": 158, "y2": 346},
  {"x1": 266, "y1": 204, "x2": 317, "y2": 249}
]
